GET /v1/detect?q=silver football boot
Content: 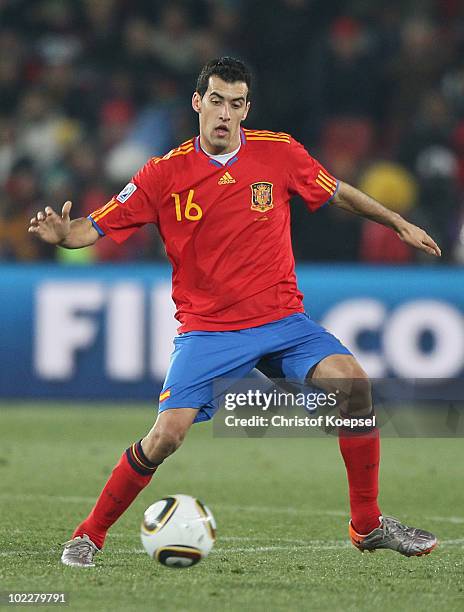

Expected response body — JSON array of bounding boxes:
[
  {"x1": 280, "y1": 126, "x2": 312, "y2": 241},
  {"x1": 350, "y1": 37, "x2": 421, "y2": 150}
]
[
  {"x1": 61, "y1": 534, "x2": 100, "y2": 567},
  {"x1": 349, "y1": 516, "x2": 437, "y2": 557}
]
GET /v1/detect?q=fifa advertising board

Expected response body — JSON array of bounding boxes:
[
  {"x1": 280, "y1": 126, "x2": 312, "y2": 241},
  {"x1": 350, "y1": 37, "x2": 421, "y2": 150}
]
[{"x1": 0, "y1": 264, "x2": 463, "y2": 399}]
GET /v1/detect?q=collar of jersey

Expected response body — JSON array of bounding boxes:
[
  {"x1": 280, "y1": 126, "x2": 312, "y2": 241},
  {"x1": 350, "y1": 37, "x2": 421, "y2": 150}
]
[{"x1": 194, "y1": 128, "x2": 246, "y2": 168}]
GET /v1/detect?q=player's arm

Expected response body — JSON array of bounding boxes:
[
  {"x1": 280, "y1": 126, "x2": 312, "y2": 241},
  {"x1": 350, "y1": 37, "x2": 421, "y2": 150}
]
[
  {"x1": 28, "y1": 201, "x2": 99, "y2": 248},
  {"x1": 331, "y1": 181, "x2": 441, "y2": 257}
]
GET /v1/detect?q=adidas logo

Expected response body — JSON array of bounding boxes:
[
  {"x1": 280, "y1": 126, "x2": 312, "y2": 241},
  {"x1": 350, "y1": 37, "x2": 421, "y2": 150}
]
[{"x1": 218, "y1": 171, "x2": 236, "y2": 185}]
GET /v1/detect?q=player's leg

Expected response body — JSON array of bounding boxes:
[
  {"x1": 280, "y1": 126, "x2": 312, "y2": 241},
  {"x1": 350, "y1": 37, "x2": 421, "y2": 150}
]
[
  {"x1": 310, "y1": 353, "x2": 436, "y2": 556},
  {"x1": 63, "y1": 329, "x2": 260, "y2": 567},
  {"x1": 309, "y1": 354, "x2": 380, "y2": 536},
  {"x1": 257, "y1": 314, "x2": 436, "y2": 556},
  {"x1": 61, "y1": 408, "x2": 197, "y2": 567},
  {"x1": 255, "y1": 315, "x2": 379, "y2": 529}
]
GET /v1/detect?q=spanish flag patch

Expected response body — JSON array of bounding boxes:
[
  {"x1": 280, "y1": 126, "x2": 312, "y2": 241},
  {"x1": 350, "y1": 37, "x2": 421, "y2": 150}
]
[{"x1": 159, "y1": 389, "x2": 171, "y2": 403}]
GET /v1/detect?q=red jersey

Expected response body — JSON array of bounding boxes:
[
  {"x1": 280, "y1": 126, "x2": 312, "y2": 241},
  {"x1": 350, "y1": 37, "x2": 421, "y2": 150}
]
[{"x1": 89, "y1": 129, "x2": 338, "y2": 332}]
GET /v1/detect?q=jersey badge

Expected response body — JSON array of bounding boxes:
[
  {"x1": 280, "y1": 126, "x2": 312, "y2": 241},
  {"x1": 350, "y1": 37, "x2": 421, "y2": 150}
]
[
  {"x1": 116, "y1": 182, "x2": 137, "y2": 203},
  {"x1": 250, "y1": 182, "x2": 273, "y2": 212}
]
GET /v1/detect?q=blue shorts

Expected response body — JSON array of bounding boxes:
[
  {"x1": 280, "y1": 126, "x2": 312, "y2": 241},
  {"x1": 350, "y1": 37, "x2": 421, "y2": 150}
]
[{"x1": 158, "y1": 312, "x2": 351, "y2": 423}]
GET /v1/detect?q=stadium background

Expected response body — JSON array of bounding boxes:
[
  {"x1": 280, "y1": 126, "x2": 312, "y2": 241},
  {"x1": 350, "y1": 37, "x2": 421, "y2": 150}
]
[
  {"x1": 1, "y1": 2, "x2": 464, "y2": 610},
  {"x1": 0, "y1": 0, "x2": 463, "y2": 396}
]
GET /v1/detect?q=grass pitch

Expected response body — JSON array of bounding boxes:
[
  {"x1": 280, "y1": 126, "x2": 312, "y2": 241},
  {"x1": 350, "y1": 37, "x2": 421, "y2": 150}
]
[{"x1": 1, "y1": 404, "x2": 463, "y2": 611}]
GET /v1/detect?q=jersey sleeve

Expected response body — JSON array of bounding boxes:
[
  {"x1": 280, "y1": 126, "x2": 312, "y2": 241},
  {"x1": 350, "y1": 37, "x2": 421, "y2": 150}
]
[
  {"x1": 88, "y1": 158, "x2": 162, "y2": 244},
  {"x1": 287, "y1": 137, "x2": 339, "y2": 212}
]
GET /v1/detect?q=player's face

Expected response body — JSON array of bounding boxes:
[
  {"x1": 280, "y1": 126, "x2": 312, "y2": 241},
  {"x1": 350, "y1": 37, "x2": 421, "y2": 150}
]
[{"x1": 192, "y1": 76, "x2": 250, "y2": 154}]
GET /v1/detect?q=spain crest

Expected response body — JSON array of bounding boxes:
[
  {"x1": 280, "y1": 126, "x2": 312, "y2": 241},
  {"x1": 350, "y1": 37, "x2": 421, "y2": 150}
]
[{"x1": 250, "y1": 182, "x2": 273, "y2": 213}]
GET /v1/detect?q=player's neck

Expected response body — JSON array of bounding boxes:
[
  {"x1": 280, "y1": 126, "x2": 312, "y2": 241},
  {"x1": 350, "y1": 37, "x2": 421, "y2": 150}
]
[{"x1": 199, "y1": 134, "x2": 241, "y2": 156}]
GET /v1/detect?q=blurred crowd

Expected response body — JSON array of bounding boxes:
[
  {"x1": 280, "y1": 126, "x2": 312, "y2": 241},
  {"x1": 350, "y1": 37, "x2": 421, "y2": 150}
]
[{"x1": 1, "y1": 0, "x2": 464, "y2": 264}]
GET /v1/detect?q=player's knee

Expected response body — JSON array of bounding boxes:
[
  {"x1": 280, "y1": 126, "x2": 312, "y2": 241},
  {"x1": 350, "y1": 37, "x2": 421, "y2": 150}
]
[
  {"x1": 143, "y1": 427, "x2": 186, "y2": 462},
  {"x1": 344, "y1": 365, "x2": 372, "y2": 416},
  {"x1": 324, "y1": 358, "x2": 372, "y2": 415}
]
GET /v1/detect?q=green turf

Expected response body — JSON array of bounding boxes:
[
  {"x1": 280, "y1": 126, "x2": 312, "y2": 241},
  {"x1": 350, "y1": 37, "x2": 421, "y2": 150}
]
[{"x1": 1, "y1": 404, "x2": 463, "y2": 611}]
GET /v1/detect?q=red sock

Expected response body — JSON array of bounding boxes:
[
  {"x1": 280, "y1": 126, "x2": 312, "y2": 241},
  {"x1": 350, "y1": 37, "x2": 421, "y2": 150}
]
[
  {"x1": 338, "y1": 418, "x2": 381, "y2": 535},
  {"x1": 72, "y1": 441, "x2": 159, "y2": 549}
]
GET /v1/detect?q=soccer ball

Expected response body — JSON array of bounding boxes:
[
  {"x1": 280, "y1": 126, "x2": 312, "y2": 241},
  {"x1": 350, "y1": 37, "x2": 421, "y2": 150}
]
[{"x1": 140, "y1": 494, "x2": 216, "y2": 567}]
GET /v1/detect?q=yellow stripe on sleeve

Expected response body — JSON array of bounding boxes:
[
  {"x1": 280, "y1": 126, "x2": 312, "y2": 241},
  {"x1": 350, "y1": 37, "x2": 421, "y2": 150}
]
[
  {"x1": 93, "y1": 201, "x2": 119, "y2": 222},
  {"x1": 318, "y1": 170, "x2": 337, "y2": 186},
  {"x1": 158, "y1": 147, "x2": 194, "y2": 162},
  {"x1": 317, "y1": 174, "x2": 337, "y2": 190},
  {"x1": 315, "y1": 178, "x2": 335, "y2": 195},
  {"x1": 91, "y1": 198, "x2": 117, "y2": 218}
]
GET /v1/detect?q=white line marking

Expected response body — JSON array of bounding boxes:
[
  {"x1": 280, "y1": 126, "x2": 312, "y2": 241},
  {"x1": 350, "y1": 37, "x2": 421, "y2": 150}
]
[
  {"x1": 0, "y1": 532, "x2": 319, "y2": 544},
  {"x1": 1, "y1": 539, "x2": 463, "y2": 558},
  {"x1": 215, "y1": 504, "x2": 348, "y2": 517},
  {"x1": 427, "y1": 516, "x2": 464, "y2": 525},
  {"x1": 3, "y1": 532, "x2": 342, "y2": 546},
  {"x1": 0, "y1": 494, "x2": 346, "y2": 515},
  {"x1": 0, "y1": 493, "x2": 96, "y2": 504},
  {"x1": 2, "y1": 493, "x2": 464, "y2": 526}
]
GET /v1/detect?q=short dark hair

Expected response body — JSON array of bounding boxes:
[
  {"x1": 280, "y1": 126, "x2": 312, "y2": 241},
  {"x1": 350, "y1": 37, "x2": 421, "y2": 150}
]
[{"x1": 196, "y1": 57, "x2": 252, "y2": 99}]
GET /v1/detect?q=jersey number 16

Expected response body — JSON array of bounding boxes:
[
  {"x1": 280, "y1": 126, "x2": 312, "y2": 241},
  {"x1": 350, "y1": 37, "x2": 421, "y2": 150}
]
[{"x1": 171, "y1": 190, "x2": 203, "y2": 221}]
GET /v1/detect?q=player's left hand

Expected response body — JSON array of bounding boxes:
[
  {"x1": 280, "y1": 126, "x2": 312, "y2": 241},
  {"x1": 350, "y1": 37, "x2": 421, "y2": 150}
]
[{"x1": 396, "y1": 221, "x2": 441, "y2": 257}]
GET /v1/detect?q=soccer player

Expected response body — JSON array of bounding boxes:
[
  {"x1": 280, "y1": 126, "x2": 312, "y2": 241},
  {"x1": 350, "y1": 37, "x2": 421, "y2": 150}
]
[{"x1": 29, "y1": 58, "x2": 441, "y2": 567}]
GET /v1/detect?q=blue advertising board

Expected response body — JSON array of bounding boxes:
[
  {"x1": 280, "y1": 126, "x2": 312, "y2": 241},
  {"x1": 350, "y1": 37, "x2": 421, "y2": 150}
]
[{"x1": 0, "y1": 264, "x2": 463, "y2": 399}]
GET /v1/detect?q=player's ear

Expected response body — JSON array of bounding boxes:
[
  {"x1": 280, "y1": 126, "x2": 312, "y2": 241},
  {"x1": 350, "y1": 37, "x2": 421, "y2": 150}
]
[
  {"x1": 241, "y1": 101, "x2": 251, "y2": 122},
  {"x1": 192, "y1": 91, "x2": 202, "y2": 114}
]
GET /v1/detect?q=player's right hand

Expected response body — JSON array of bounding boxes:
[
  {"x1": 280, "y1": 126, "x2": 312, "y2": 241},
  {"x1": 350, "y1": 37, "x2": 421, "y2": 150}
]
[{"x1": 28, "y1": 201, "x2": 73, "y2": 245}]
